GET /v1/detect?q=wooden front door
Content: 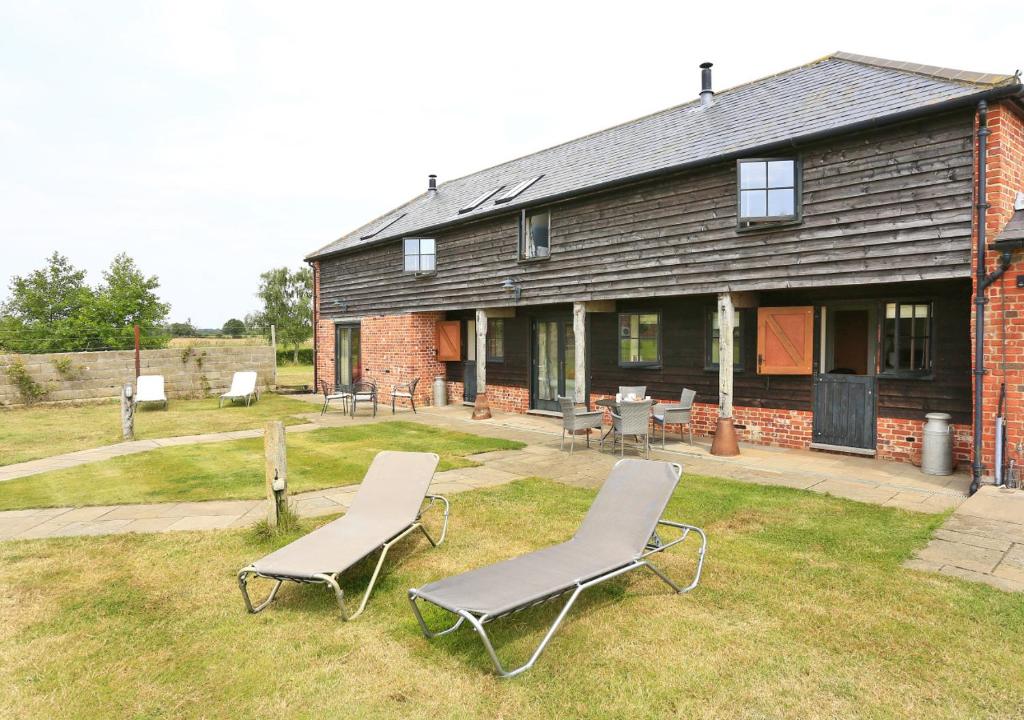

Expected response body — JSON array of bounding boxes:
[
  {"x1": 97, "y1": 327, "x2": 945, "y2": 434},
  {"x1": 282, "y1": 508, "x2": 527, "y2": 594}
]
[
  {"x1": 812, "y1": 305, "x2": 877, "y2": 451},
  {"x1": 531, "y1": 317, "x2": 574, "y2": 412}
]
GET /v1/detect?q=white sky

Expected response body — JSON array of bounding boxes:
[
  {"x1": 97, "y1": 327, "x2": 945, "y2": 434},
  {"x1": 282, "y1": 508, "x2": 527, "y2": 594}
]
[{"x1": 1, "y1": 1, "x2": 1021, "y2": 327}]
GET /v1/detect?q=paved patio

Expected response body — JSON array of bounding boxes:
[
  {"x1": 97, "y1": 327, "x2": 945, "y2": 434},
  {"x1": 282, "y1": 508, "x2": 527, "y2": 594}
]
[{"x1": 906, "y1": 485, "x2": 1024, "y2": 592}]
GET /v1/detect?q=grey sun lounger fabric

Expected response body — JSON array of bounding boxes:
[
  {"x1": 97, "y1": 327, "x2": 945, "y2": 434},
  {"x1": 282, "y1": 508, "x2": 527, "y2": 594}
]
[
  {"x1": 253, "y1": 451, "x2": 438, "y2": 580},
  {"x1": 414, "y1": 459, "x2": 680, "y2": 616},
  {"x1": 409, "y1": 458, "x2": 707, "y2": 677},
  {"x1": 238, "y1": 450, "x2": 446, "y2": 619}
]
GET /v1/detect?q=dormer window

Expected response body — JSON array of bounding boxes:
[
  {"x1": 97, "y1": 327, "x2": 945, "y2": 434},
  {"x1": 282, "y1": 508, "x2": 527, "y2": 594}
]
[
  {"x1": 737, "y1": 159, "x2": 800, "y2": 227},
  {"x1": 403, "y1": 238, "x2": 435, "y2": 274}
]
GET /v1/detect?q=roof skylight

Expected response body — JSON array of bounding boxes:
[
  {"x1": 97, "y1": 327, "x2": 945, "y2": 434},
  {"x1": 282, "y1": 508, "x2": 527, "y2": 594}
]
[
  {"x1": 359, "y1": 213, "x2": 406, "y2": 240},
  {"x1": 493, "y1": 175, "x2": 543, "y2": 204},
  {"x1": 458, "y1": 186, "x2": 505, "y2": 214}
]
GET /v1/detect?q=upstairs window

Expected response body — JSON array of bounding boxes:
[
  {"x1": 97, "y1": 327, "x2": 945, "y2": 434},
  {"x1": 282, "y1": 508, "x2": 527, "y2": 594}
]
[
  {"x1": 618, "y1": 312, "x2": 661, "y2": 368},
  {"x1": 486, "y1": 318, "x2": 505, "y2": 362},
  {"x1": 882, "y1": 302, "x2": 932, "y2": 376},
  {"x1": 737, "y1": 159, "x2": 800, "y2": 226},
  {"x1": 520, "y1": 209, "x2": 550, "y2": 260},
  {"x1": 403, "y1": 238, "x2": 436, "y2": 273},
  {"x1": 706, "y1": 308, "x2": 743, "y2": 370}
]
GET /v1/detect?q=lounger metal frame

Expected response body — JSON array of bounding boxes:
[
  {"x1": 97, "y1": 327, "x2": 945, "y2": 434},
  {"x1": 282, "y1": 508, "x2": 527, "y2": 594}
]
[
  {"x1": 238, "y1": 494, "x2": 449, "y2": 620},
  {"x1": 408, "y1": 502, "x2": 706, "y2": 678}
]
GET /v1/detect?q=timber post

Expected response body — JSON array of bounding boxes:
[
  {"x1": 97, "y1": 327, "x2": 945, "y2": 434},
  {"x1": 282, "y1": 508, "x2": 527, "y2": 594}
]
[
  {"x1": 264, "y1": 420, "x2": 288, "y2": 526},
  {"x1": 120, "y1": 383, "x2": 135, "y2": 441},
  {"x1": 472, "y1": 309, "x2": 492, "y2": 419},
  {"x1": 711, "y1": 292, "x2": 740, "y2": 456}
]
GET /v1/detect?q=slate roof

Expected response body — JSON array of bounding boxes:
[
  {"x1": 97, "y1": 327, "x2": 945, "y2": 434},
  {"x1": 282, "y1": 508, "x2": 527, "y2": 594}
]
[{"x1": 307, "y1": 52, "x2": 1020, "y2": 260}]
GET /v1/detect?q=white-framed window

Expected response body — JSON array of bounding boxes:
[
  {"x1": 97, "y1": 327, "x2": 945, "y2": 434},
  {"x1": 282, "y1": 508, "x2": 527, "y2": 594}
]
[
  {"x1": 737, "y1": 158, "x2": 800, "y2": 226},
  {"x1": 403, "y1": 238, "x2": 436, "y2": 273}
]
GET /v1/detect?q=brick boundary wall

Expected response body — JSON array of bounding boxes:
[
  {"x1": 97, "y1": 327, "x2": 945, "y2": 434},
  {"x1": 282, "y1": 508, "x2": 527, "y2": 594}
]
[
  {"x1": 0, "y1": 346, "x2": 275, "y2": 407},
  {"x1": 974, "y1": 100, "x2": 1024, "y2": 477}
]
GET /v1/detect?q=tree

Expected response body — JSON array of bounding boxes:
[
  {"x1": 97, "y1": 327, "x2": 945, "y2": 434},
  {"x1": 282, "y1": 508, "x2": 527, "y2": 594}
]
[
  {"x1": 0, "y1": 252, "x2": 97, "y2": 353},
  {"x1": 88, "y1": 253, "x2": 170, "y2": 349},
  {"x1": 168, "y1": 319, "x2": 197, "y2": 337},
  {"x1": 253, "y1": 267, "x2": 312, "y2": 362},
  {"x1": 222, "y1": 318, "x2": 245, "y2": 337}
]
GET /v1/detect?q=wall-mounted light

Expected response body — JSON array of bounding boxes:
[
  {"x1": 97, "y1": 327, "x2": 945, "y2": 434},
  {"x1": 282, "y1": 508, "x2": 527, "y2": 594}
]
[
  {"x1": 501, "y1": 277, "x2": 521, "y2": 304},
  {"x1": 332, "y1": 299, "x2": 348, "y2": 312}
]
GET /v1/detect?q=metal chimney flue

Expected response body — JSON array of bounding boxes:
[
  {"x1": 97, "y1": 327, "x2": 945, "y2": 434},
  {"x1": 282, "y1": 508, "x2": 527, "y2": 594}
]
[
  {"x1": 428, "y1": 174, "x2": 437, "y2": 194},
  {"x1": 699, "y1": 62, "x2": 714, "y2": 106}
]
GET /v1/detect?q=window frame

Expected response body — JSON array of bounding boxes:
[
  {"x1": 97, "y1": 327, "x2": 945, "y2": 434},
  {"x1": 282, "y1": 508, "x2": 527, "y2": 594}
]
[
  {"x1": 735, "y1": 157, "x2": 802, "y2": 229},
  {"x1": 486, "y1": 318, "x2": 505, "y2": 363},
  {"x1": 704, "y1": 307, "x2": 745, "y2": 372},
  {"x1": 518, "y1": 208, "x2": 552, "y2": 262},
  {"x1": 617, "y1": 311, "x2": 662, "y2": 369},
  {"x1": 879, "y1": 300, "x2": 934, "y2": 379},
  {"x1": 402, "y1": 237, "x2": 436, "y2": 275}
]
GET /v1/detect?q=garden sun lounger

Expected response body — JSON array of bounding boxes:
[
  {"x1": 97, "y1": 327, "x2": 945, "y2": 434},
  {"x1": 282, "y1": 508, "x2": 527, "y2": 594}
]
[
  {"x1": 219, "y1": 371, "x2": 259, "y2": 407},
  {"x1": 134, "y1": 374, "x2": 168, "y2": 410},
  {"x1": 408, "y1": 459, "x2": 706, "y2": 678},
  {"x1": 238, "y1": 451, "x2": 449, "y2": 620}
]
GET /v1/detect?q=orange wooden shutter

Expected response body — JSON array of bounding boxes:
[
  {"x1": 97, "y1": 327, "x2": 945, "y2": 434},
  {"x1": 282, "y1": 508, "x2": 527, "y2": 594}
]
[
  {"x1": 757, "y1": 306, "x2": 814, "y2": 375},
  {"x1": 436, "y1": 321, "x2": 462, "y2": 361}
]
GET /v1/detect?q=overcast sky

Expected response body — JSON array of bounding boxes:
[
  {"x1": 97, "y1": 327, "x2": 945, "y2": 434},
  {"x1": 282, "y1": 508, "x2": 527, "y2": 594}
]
[{"x1": 1, "y1": 1, "x2": 1021, "y2": 327}]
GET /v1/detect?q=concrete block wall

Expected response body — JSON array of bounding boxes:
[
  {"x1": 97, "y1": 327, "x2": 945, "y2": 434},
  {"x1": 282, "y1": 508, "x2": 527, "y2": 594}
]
[{"x1": 0, "y1": 346, "x2": 275, "y2": 407}]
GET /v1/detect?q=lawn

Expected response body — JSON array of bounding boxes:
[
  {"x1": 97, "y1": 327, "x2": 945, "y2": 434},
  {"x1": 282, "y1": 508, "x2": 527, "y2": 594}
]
[
  {"x1": 0, "y1": 393, "x2": 315, "y2": 466},
  {"x1": 0, "y1": 422, "x2": 523, "y2": 510},
  {"x1": 276, "y1": 362, "x2": 314, "y2": 388},
  {"x1": 1, "y1": 476, "x2": 1021, "y2": 719}
]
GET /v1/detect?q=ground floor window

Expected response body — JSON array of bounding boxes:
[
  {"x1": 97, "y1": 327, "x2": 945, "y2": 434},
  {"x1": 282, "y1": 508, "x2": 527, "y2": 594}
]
[
  {"x1": 618, "y1": 312, "x2": 660, "y2": 367},
  {"x1": 706, "y1": 308, "x2": 743, "y2": 370},
  {"x1": 882, "y1": 302, "x2": 932, "y2": 375},
  {"x1": 486, "y1": 318, "x2": 505, "y2": 362}
]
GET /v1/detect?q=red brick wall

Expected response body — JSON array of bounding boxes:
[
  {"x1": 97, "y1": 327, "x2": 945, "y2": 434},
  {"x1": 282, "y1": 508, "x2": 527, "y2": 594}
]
[
  {"x1": 974, "y1": 100, "x2": 1024, "y2": 477},
  {"x1": 876, "y1": 417, "x2": 972, "y2": 466},
  {"x1": 360, "y1": 313, "x2": 446, "y2": 407}
]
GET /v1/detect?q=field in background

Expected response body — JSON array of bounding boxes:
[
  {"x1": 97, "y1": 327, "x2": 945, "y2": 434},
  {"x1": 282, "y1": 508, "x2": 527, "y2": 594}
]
[{"x1": 276, "y1": 363, "x2": 313, "y2": 388}]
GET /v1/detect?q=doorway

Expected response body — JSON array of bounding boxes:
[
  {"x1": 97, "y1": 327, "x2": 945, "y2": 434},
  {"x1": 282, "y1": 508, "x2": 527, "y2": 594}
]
[
  {"x1": 334, "y1": 324, "x2": 361, "y2": 388},
  {"x1": 463, "y1": 319, "x2": 477, "y2": 403},
  {"x1": 812, "y1": 305, "x2": 877, "y2": 452},
  {"x1": 531, "y1": 317, "x2": 575, "y2": 412}
]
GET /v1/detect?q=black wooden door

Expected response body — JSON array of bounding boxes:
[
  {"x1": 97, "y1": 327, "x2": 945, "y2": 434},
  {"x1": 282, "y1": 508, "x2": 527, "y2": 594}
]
[
  {"x1": 463, "y1": 319, "x2": 477, "y2": 402},
  {"x1": 812, "y1": 374, "x2": 876, "y2": 450}
]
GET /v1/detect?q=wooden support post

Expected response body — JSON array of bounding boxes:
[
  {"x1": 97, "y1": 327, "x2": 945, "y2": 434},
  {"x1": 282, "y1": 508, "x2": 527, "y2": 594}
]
[
  {"x1": 711, "y1": 292, "x2": 740, "y2": 456},
  {"x1": 120, "y1": 383, "x2": 135, "y2": 441},
  {"x1": 472, "y1": 310, "x2": 492, "y2": 420},
  {"x1": 264, "y1": 420, "x2": 288, "y2": 527},
  {"x1": 133, "y1": 324, "x2": 141, "y2": 379},
  {"x1": 573, "y1": 302, "x2": 587, "y2": 404},
  {"x1": 270, "y1": 324, "x2": 276, "y2": 350}
]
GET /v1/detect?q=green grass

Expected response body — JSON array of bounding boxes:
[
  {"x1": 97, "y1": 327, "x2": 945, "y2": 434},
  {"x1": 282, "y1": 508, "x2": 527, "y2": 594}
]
[
  {"x1": 0, "y1": 422, "x2": 523, "y2": 510},
  {"x1": 0, "y1": 394, "x2": 315, "y2": 466},
  {"x1": 275, "y1": 363, "x2": 313, "y2": 387},
  {"x1": 1, "y1": 476, "x2": 1021, "y2": 719}
]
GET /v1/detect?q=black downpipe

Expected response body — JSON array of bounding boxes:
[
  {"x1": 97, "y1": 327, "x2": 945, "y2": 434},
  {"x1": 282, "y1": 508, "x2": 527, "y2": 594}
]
[{"x1": 972, "y1": 101, "x2": 991, "y2": 495}]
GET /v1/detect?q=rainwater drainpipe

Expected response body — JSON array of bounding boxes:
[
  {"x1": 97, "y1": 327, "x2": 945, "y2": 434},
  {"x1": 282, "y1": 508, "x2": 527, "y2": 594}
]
[{"x1": 971, "y1": 100, "x2": 1014, "y2": 494}]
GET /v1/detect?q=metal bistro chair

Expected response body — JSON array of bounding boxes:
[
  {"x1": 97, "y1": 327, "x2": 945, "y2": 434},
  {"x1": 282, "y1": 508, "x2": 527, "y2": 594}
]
[
  {"x1": 557, "y1": 396, "x2": 604, "y2": 455},
  {"x1": 320, "y1": 380, "x2": 353, "y2": 416},
  {"x1": 391, "y1": 378, "x2": 420, "y2": 414},
  {"x1": 351, "y1": 380, "x2": 378, "y2": 417},
  {"x1": 604, "y1": 399, "x2": 653, "y2": 458},
  {"x1": 652, "y1": 388, "x2": 697, "y2": 448},
  {"x1": 618, "y1": 386, "x2": 647, "y2": 401}
]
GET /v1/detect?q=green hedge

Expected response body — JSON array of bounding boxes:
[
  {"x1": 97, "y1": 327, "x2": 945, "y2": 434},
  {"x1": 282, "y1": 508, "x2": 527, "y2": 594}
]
[{"x1": 277, "y1": 348, "x2": 314, "y2": 365}]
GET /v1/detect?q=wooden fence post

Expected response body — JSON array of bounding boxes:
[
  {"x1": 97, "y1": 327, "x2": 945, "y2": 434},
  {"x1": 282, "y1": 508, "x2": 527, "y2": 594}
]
[
  {"x1": 263, "y1": 420, "x2": 288, "y2": 526},
  {"x1": 121, "y1": 383, "x2": 135, "y2": 440}
]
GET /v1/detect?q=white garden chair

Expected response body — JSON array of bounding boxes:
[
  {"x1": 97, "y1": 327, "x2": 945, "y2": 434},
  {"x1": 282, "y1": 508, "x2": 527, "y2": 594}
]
[{"x1": 135, "y1": 375, "x2": 168, "y2": 410}]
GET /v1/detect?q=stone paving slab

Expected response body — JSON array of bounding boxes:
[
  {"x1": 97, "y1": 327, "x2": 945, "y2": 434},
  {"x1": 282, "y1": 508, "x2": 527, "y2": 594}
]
[{"x1": 907, "y1": 486, "x2": 1024, "y2": 592}]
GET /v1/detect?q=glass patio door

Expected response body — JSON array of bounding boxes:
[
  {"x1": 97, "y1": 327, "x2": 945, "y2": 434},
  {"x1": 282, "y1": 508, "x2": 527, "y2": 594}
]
[
  {"x1": 335, "y1": 324, "x2": 361, "y2": 387},
  {"x1": 532, "y1": 318, "x2": 574, "y2": 411}
]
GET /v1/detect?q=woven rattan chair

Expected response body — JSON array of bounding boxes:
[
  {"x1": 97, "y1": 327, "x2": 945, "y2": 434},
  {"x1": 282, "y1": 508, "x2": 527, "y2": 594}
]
[
  {"x1": 557, "y1": 396, "x2": 604, "y2": 455},
  {"x1": 618, "y1": 385, "x2": 647, "y2": 401},
  {"x1": 652, "y1": 388, "x2": 696, "y2": 448},
  {"x1": 605, "y1": 399, "x2": 653, "y2": 458}
]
